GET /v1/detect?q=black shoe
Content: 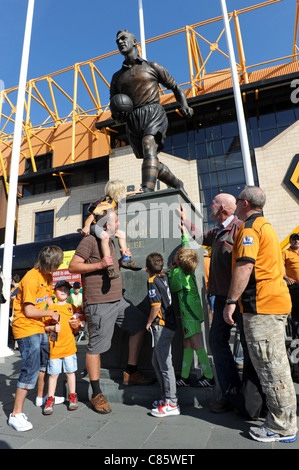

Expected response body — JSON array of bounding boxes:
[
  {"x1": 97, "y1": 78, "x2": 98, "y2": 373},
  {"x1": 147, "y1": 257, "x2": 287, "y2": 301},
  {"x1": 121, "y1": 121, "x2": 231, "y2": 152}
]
[
  {"x1": 176, "y1": 377, "x2": 190, "y2": 387},
  {"x1": 192, "y1": 376, "x2": 216, "y2": 388},
  {"x1": 209, "y1": 399, "x2": 232, "y2": 414}
]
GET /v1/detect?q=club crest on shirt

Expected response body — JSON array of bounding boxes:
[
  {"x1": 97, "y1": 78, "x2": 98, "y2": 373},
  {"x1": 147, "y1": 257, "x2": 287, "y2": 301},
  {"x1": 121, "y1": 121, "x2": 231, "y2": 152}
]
[
  {"x1": 242, "y1": 236, "x2": 254, "y2": 246},
  {"x1": 148, "y1": 289, "x2": 156, "y2": 298}
]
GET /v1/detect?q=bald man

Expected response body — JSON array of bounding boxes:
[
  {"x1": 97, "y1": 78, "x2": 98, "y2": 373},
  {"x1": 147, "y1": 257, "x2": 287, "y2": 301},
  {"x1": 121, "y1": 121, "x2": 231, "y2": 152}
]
[{"x1": 181, "y1": 193, "x2": 264, "y2": 417}]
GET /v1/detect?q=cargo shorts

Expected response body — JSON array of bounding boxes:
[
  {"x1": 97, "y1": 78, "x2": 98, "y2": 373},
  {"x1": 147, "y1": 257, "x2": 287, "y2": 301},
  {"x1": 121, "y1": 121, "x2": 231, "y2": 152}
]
[{"x1": 84, "y1": 297, "x2": 147, "y2": 355}]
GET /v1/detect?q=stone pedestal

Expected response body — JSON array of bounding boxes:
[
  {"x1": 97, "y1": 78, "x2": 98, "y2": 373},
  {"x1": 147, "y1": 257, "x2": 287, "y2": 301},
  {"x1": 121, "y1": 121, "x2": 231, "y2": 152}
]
[{"x1": 100, "y1": 188, "x2": 208, "y2": 376}]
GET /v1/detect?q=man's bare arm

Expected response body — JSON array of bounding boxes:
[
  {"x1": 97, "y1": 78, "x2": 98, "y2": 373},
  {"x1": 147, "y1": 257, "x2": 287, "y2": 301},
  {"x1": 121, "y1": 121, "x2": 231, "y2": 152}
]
[
  {"x1": 68, "y1": 254, "x2": 113, "y2": 274},
  {"x1": 223, "y1": 260, "x2": 254, "y2": 325}
]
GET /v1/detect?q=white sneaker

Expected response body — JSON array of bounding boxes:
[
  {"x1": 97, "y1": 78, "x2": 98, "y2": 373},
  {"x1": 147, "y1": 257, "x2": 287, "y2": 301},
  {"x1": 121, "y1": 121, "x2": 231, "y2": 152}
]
[
  {"x1": 151, "y1": 401, "x2": 180, "y2": 418},
  {"x1": 8, "y1": 413, "x2": 33, "y2": 432},
  {"x1": 35, "y1": 394, "x2": 65, "y2": 407}
]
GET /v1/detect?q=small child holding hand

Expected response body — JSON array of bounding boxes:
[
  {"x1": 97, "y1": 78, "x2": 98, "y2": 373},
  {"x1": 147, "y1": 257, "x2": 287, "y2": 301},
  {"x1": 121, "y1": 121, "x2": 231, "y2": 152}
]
[
  {"x1": 44, "y1": 280, "x2": 85, "y2": 414},
  {"x1": 81, "y1": 180, "x2": 142, "y2": 280},
  {"x1": 168, "y1": 223, "x2": 215, "y2": 388}
]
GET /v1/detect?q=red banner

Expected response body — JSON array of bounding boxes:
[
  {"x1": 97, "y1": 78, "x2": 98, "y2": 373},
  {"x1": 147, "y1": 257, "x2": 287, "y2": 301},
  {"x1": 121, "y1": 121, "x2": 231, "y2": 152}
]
[{"x1": 52, "y1": 269, "x2": 81, "y2": 288}]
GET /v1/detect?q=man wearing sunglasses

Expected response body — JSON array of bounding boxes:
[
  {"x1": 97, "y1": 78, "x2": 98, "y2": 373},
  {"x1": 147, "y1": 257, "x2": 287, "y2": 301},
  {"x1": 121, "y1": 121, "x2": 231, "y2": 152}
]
[{"x1": 223, "y1": 185, "x2": 297, "y2": 444}]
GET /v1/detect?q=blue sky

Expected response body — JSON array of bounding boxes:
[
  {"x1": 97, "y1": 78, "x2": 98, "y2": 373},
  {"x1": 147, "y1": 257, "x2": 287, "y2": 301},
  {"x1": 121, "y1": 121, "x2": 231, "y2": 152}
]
[{"x1": 0, "y1": 0, "x2": 297, "y2": 116}]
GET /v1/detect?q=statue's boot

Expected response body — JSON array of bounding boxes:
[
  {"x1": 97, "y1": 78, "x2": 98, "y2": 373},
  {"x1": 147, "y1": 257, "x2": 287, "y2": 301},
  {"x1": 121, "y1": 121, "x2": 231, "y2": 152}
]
[{"x1": 157, "y1": 162, "x2": 184, "y2": 190}]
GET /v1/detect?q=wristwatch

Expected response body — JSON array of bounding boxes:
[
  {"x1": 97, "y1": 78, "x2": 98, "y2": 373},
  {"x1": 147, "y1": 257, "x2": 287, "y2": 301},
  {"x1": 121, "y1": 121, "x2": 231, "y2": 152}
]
[{"x1": 226, "y1": 297, "x2": 238, "y2": 305}]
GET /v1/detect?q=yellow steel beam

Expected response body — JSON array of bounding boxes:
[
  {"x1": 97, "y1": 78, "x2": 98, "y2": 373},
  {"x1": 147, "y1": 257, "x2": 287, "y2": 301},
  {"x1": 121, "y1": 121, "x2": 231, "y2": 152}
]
[
  {"x1": 47, "y1": 77, "x2": 61, "y2": 126},
  {"x1": 52, "y1": 171, "x2": 71, "y2": 195},
  {"x1": 0, "y1": 147, "x2": 9, "y2": 195},
  {"x1": 0, "y1": 0, "x2": 289, "y2": 179},
  {"x1": 233, "y1": 11, "x2": 249, "y2": 84},
  {"x1": 71, "y1": 65, "x2": 79, "y2": 163}
]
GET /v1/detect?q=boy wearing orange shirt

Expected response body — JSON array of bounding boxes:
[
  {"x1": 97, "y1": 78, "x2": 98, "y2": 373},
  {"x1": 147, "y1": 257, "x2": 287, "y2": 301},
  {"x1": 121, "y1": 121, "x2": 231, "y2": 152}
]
[
  {"x1": 9, "y1": 246, "x2": 63, "y2": 432},
  {"x1": 43, "y1": 280, "x2": 85, "y2": 415}
]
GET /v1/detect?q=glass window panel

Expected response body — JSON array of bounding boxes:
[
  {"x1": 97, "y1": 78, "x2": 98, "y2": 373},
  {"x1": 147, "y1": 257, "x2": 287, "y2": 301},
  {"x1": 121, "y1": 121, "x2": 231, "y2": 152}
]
[
  {"x1": 206, "y1": 124, "x2": 222, "y2": 140},
  {"x1": 226, "y1": 167, "x2": 245, "y2": 185},
  {"x1": 276, "y1": 109, "x2": 295, "y2": 127},
  {"x1": 22, "y1": 185, "x2": 34, "y2": 197},
  {"x1": 45, "y1": 211, "x2": 53, "y2": 222},
  {"x1": 227, "y1": 183, "x2": 245, "y2": 198},
  {"x1": 210, "y1": 170, "x2": 227, "y2": 187},
  {"x1": 212, "y1": 140, "x2": 223, "y2": 155},
  {"x1": 35, "y1": 224, "x2": 43, "y2": 235},
  {"x1": 172, "y1": 146, "x2": 189, "y2": 160},
  {"x1": 35, "y1": 182, "x2": 45, "y2": 194},
  {"x1": 260, "y1": 129, "x2": 278, "y2": 146},
  {"x1": 196, "y1": 143, "x2": 207, "y2": 158},
  {"x1": 194, "y1": 126, "x2": 205, "y2": 143},
  {"x1": 46, "y1": 180, "x2": 57, "y2": 192},
  {"x1": 257, "y1": 101, "x2": 276, "y2": 130},
  {"x1": 83, "y1": 172, "x2": 95, "y2": 185},
  {"x1": 207, "y1": 142, "x2": 215, "y2": 157},
  {"x1": 221, "y1": 120, "x2": 238, "y2": 138},
  {"x1": 199, "y1": 188, "x2": 213, "y2": 208},
  {"x1": 35, "y1": 212, "x2": 45, "y2": 223},
  {"x1": 82, "y1": 203, "x2": 90, "y2": 226},
  {"x1": 198, "y1": 172, "x2": 211, "y2": 189},
  {"x1": 35, "y1": 210, "x2": 54, "y2": 242},
  {"x1": 44, "y1": 222, "x2": 53, "y2": 233},
  {"x1": 209, "y1": 155, "x2": 226, "y2": 172},
  {"x1": 223, "y1": 136, "x2": 241, "y2": 155},
  {"x1": 197, "y1": 158, "x2": 209, "y2": 173},
  {"x1": 172, "y1": 132, "x2": 186, "y2": 147},
  {"x1": 225, "y1": 151, "x2": 243, "y2": 169}
]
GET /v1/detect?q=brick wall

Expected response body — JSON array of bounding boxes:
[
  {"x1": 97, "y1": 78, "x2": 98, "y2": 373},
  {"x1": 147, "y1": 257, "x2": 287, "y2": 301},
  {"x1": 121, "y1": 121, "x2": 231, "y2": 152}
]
[{"x1": 17, "y1": 183, "x2": 105, "y2": 244}]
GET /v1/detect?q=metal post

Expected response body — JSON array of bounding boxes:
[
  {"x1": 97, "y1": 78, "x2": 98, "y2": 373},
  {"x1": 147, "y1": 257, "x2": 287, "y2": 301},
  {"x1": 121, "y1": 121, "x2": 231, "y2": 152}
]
[
  {"x1": 0, "y1": 0, "x2": 35, "y2": 358},
  {"x1": 138, "y1": 0, "x2": 147, "y2": 60},
  {"x1": 220, "y1": 0, "x2": 254, "y2": 186}
]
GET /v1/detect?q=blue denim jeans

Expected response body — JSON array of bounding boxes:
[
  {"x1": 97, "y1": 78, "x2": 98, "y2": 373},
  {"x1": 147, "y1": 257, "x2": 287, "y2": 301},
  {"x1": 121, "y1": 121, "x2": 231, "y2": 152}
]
[
  {"x1": 17, "y1": 332, "x2": 49, "y2": 390},
  {"x1": 209, "y1": 295, "x2": 242, "y2": 399}
]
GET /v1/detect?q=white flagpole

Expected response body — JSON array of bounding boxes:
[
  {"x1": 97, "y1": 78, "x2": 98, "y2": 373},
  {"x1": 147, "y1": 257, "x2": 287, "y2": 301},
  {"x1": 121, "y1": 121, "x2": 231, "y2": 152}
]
[
  {"x1": 0, "y1": 0, "x2": 35, "y2": 358},
  {"x1": 138, "y1": 0, "x2": 147, "y2": 59},
  {"x1": 220, "y1": 0, "x2": 254, "y2": 186}
]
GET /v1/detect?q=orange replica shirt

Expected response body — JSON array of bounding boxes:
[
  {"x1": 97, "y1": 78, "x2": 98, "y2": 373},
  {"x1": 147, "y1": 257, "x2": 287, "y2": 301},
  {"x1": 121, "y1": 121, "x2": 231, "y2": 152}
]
[
  {"x1": 12, "y1": 268, "x2": 52, "y2": 340},
  {"x1": 282, "y1": 247, "x2": 299, "y2": 282},
  {"x1": 232, "y1": 213, "x2": 292, "y2": 315},
  {"x1": 46, "y1": 303, "x2": 77, "y2": 359}
]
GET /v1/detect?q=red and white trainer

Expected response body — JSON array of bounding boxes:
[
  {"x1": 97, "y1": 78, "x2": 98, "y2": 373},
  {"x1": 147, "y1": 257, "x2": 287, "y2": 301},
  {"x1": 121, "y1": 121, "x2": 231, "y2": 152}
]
[
  {"x1": 151, "y1": 400, "x2": 180, "y2": 418},
  {"x1": 68, "y1": 393, "x2": 79, "y2": 410}
]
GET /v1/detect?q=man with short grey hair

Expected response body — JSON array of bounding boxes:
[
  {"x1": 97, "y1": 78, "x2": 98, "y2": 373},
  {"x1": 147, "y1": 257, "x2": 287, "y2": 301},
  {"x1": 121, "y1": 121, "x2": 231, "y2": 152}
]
[{"x1": 223, "y1": 185, "x2": 297, "y2": 443}]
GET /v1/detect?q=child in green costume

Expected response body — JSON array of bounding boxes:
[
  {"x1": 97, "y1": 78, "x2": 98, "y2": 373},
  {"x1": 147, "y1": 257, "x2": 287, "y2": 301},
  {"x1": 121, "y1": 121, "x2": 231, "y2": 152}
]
[{"x1": 168, "y1": 224, "x2": 215, "y2": 388}]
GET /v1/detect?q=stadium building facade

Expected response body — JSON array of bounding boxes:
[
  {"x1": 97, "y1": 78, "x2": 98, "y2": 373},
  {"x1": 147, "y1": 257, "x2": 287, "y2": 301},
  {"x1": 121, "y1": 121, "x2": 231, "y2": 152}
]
[{"x1": 0, "y1": 3, "x2": 298, "y2": 249}]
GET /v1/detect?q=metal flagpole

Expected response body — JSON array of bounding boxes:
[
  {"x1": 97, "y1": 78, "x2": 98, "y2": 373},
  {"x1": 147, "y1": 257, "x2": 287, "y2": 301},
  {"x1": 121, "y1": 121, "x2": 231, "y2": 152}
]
[
  {"x1": 220, "y1": 0, "x2": 254, "y2": 186},
  {"x1": 138, "y1": 0, "x2": 147, "y2": 59},
  {"x1": 0, "y1": 0, "x2": 35, "y2": 358}
]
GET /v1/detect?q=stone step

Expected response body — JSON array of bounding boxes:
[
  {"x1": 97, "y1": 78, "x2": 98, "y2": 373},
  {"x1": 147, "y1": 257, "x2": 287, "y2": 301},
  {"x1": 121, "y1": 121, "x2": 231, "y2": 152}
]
[{"x1": 63, "y1": 368, "x2": 219, "y2": 408}]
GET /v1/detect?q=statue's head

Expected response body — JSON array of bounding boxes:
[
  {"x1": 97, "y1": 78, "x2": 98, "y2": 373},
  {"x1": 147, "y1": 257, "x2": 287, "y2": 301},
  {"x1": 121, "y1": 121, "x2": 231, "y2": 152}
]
[{"x1": 116, "y1": 30, "x2": 138, "y2": 55}]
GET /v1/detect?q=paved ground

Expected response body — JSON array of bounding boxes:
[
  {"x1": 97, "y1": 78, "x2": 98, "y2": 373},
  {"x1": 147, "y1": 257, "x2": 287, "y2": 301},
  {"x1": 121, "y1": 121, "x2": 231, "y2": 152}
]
[{"x1": 1, "y1": 340, "x2": 299, "y2": 454}]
